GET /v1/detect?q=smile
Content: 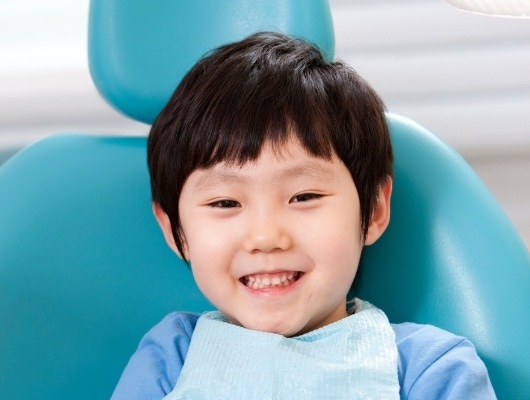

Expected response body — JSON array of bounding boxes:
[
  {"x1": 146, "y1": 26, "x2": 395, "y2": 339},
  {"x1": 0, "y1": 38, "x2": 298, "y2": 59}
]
[{"x1": 240, "y1": 271, "x2": 302, "y2": 290}]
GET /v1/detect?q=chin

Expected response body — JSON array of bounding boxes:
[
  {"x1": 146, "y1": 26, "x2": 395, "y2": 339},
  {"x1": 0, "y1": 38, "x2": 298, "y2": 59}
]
[{"x1": 243, "y1": 318, "x2": 303, "y2": 337}]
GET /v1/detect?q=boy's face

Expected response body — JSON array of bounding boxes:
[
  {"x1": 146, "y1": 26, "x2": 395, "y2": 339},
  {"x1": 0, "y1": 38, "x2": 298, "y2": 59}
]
[{"x1": 156, "y1": 137, "x2": 391, "y2": 337}]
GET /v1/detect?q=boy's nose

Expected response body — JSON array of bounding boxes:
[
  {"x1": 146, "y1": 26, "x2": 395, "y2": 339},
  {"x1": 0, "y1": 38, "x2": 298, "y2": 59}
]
[{"x1": 242, "y1": 216, "x2": 293, "y2": 253}]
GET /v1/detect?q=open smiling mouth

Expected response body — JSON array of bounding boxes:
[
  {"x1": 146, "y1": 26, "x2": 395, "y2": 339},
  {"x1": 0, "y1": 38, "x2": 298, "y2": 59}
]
[{"x1": 240, "y1": 271, "x2": 302, "y2": 290}]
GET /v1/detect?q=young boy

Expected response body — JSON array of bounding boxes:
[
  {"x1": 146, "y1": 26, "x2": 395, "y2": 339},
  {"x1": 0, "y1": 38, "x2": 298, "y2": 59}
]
[{"x1": 112, "y1": 32, "x2": 495, "y2": 399}]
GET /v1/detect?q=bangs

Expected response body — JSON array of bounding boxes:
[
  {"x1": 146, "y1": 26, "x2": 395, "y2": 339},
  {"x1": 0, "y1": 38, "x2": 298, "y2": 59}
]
[{"x1": 178, "y1": 52, "x2": 339, "y2": 173}]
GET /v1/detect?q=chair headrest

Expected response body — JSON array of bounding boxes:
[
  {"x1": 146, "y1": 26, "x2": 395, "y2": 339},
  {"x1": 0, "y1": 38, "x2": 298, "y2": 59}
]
[{"x1": 88, "y1": 0, "x2": 335, "y2": 124}]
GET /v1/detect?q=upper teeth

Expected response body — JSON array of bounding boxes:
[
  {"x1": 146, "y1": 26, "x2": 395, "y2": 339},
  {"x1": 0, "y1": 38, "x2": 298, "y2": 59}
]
[{"x1": 243, "y1": 272, "x2": 298, "y2": 289}]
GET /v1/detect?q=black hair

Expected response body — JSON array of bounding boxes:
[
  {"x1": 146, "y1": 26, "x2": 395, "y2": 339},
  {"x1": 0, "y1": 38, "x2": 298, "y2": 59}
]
[{"x1": 148, "y1": 31, "x2": 393, "y2": 261}]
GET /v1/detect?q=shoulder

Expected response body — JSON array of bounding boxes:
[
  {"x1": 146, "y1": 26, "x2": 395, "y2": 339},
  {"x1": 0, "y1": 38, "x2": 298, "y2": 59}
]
[
  {"x1": 111, "y1": 312, "x2": 201, "y2": 400},
  {"x1": 140, "y1": 311, "x2": 201, "y2": 348},
  {"x1": 392, "y1": 322, "x2": 468, "y2": 362},
  {"x1": 391, "y1": 323, "x2": 496, "y2": 399},
  {"x1": 135, "y1": 311, "x2": 200, "y2": 367},
  {"x1": 135, "y1": 311, "x2": 201, "y2": 375}
]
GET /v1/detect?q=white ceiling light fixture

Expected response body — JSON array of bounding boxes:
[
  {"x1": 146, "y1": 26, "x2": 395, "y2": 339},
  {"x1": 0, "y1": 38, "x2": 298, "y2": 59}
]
[{"x1": 444, "y1": 0, "x2": 530, "y2": 17}]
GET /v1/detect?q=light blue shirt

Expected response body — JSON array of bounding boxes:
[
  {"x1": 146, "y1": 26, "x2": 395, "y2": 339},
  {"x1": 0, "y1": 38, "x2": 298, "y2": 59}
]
[{"x1": 111, "y1": 312, "x2": 496, "y2": 399}]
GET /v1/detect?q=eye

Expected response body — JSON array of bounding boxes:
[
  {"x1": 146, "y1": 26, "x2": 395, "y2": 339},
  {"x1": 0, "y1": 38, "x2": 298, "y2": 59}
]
[
  {"x1": 290, "y1": 193, "x2": 323, "y2": 203},
  {"x1": 208, "y1": 199, "x2": 241, "y2": 208}
]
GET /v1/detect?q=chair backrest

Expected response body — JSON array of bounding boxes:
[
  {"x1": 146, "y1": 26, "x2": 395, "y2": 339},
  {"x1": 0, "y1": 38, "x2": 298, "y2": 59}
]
[
  {"x1": 1, "y1": 1, "x2": 529, "y2": 399},
  {"x1": 360, "y1": 114, "x2": 530, "y2": 400},
  {"x1": 1, "y1": 134, "x2": 207, "y2": 399},
  {"x1": 2, "y1": 115, "x2": 529, "y2": 399}
]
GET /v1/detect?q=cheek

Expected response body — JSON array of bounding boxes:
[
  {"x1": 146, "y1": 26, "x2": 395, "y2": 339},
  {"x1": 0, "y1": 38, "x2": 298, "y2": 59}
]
[
  {"x1": 183, "y1": 221, "x2": 241, "y2": 287},
  {"x1": 187, "y1": 241, "x2": 235, "y2": 308},
  {"x1": 183, "y1": 215, "x2": 238, "y2": 258},
  {"x1": 305, "y1": 208, "x2": 363, "y2": 259},
  {"x1": 304, "y1": 214, "x2": 363, "y2": 286}
]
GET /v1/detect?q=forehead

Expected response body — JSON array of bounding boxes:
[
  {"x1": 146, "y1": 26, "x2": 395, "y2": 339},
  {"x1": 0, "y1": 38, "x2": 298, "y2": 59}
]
[{"x1": 189, "y1": 139, "x2": 341, "y2": 193}]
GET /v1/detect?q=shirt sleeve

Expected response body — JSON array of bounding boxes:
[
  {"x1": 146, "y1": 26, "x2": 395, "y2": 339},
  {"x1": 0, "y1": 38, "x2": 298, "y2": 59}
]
[
  {"x1": 110, "y1": 312, "x2": 200, "y2": 400},
  {"x1": 393, "y1": 323, "x2": 497, "y2": 400}
]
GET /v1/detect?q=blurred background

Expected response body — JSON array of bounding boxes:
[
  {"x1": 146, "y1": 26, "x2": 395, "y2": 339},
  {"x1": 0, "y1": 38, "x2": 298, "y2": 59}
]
[{"x1": 1, "y1": 0, "x2": 529, "y2": 247}]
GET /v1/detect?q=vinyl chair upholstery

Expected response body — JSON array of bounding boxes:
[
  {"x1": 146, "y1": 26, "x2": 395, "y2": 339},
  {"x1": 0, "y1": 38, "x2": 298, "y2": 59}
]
[
  {"x1": 0, "y1": 134, "x2": 212, "y2": 400},
  {"x1": 1, "y1": 1, "x2": 529, "y2": 399},
  {"x1": 2, "y1": 116, "x2": 529, "y2": 399},
  {"x1": 359, "y1": 115, "x2": 530, "y2": 400}
]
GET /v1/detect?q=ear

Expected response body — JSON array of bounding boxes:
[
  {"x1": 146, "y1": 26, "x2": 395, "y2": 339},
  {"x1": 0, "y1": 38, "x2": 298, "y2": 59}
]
[
  {"x1": 364, "y1": 179, "x2": 392, "y2": 246},
  {"x1": 152, "y1": 202, "x2": 189, "y2": 260}
]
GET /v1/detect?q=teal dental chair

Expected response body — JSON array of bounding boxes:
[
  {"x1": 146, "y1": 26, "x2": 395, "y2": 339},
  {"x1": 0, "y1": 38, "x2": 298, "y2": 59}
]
[{"x1": 1, "y1": 1, "x2": 529, "y2": 399}]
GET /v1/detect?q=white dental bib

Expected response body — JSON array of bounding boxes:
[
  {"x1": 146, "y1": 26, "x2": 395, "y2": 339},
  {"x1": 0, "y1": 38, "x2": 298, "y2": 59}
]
[{"x1": 163, "y1": 300, "x2": 399, "y2": 400}]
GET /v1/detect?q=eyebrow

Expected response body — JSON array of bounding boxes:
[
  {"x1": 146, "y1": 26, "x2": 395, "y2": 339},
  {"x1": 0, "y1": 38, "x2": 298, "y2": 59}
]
[
  {"x1": 193, "y1": 171, "x2": 248, "y2": 193},
  {"x1": 192, "y1": 161, "x2": 336, "y2": 193},
  {"x1": 279, "y1": 162, "x2": 335, "y2": 181}
]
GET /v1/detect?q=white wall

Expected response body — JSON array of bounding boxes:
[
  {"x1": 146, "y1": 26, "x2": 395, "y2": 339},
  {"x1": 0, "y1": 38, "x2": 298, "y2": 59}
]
[{"x1": 332, "y1": 0, "x2": 530, "y2": 156}]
